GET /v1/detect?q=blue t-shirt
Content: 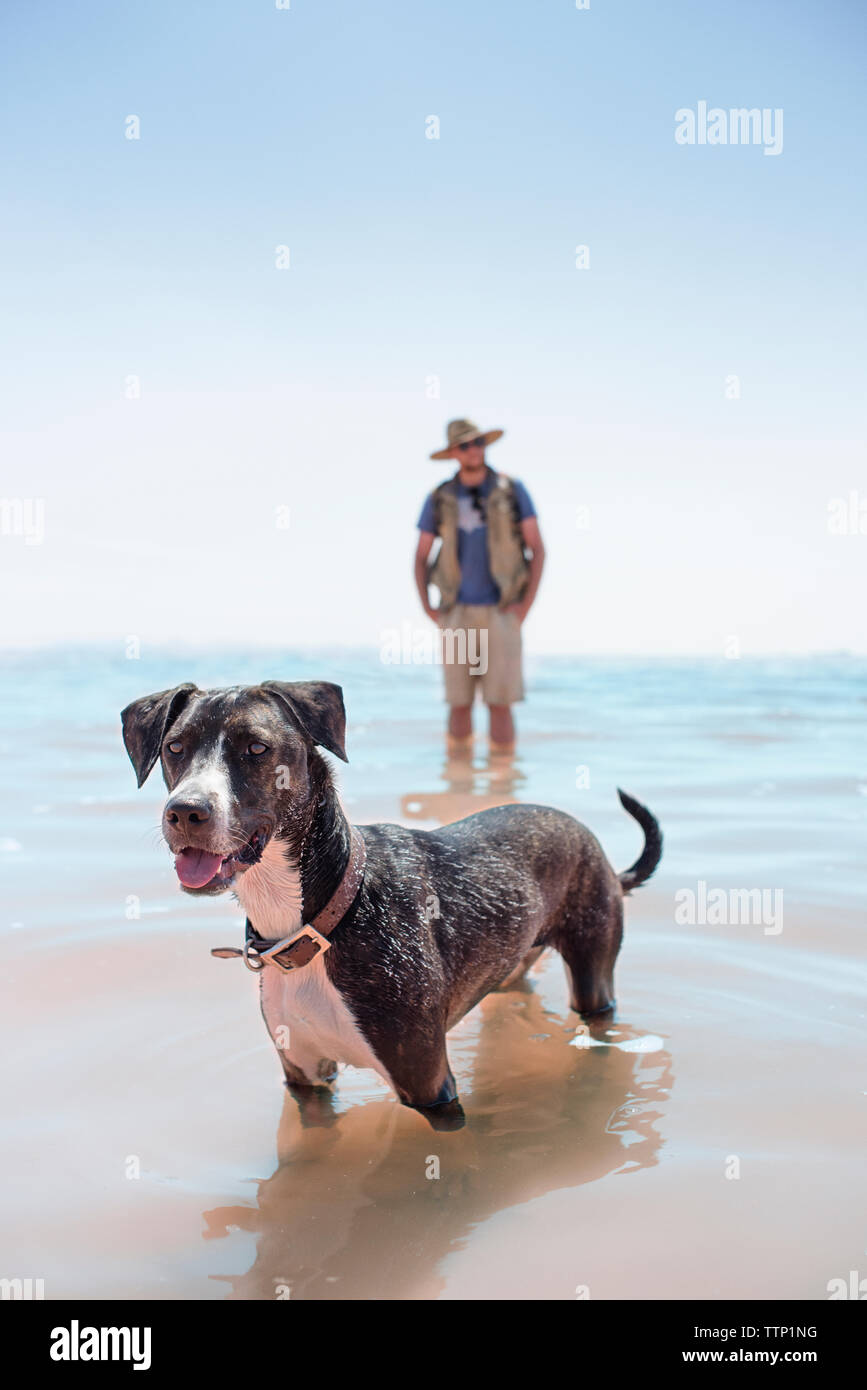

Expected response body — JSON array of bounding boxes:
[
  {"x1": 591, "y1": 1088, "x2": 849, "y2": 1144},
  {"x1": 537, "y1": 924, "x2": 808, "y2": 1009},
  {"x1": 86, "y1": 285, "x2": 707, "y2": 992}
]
[{"x1": 417, "y1": 470, "x2": 536, "y2": 605}]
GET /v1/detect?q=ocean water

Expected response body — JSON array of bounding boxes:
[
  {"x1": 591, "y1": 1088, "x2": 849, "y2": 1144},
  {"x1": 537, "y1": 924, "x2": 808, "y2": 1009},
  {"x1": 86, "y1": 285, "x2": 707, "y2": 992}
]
[{"x1": 1, "y1": 648, "x2": 865, "y2": 1300}]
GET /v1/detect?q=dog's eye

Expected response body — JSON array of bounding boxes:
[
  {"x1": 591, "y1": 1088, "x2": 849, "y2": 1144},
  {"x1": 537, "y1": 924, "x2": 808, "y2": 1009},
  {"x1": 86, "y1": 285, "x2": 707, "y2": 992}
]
[
  {"x1": 166, "y1": 741, "x2": 183, "y2": 756},
  {"x1": 248, "y1": 742, "x2": 268, "y2": 755}
]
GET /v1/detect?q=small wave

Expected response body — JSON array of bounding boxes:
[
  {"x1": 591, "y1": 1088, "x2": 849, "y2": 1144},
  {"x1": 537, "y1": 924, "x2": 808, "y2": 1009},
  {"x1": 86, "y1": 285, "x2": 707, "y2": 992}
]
[{"x1": 569, "y1": 1031, "x2": 665, "y2": 1053}]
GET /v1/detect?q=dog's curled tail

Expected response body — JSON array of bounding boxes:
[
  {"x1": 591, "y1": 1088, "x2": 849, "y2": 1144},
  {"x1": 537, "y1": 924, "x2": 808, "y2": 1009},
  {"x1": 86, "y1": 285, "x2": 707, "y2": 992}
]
[{"x1": 616, "y1": 789, "x2": 663, "y2": 894}]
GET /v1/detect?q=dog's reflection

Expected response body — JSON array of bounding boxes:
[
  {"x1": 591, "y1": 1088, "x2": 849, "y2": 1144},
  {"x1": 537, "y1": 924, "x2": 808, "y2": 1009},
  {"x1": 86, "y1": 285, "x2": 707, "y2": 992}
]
[{"x1": 203, "y1": 982, "x2": 673, "y2": 1301}]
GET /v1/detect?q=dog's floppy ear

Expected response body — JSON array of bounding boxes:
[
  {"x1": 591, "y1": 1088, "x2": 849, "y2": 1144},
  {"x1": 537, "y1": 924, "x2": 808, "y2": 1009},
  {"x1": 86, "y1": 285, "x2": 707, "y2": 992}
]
[
  {"x1": 262, "y1": 680, "x2": 348, "y2": 763},
  {"x1": 121, "y1": 683, "x2": 198, "y2": 788}
]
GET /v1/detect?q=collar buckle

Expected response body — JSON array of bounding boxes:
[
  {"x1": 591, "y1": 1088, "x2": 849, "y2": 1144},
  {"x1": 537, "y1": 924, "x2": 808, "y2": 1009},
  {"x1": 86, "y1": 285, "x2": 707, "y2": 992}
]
[{"x1": 254, "y1": 925, "x2": 332, "y2": 974}]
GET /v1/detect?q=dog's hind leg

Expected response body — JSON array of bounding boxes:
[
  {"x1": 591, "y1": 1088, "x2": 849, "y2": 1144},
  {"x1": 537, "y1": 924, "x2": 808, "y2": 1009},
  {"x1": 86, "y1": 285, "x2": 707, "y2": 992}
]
[
  {"x1": 554, "y1": 882, "x2": 623, "y2": 1017},
  {"x1": 496, "y1": 945, "x2": 547, "y2": 990}
]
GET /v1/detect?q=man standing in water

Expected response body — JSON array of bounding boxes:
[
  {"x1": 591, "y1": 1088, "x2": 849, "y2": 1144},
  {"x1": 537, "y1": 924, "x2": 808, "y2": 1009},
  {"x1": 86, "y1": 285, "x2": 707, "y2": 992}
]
[{"x1": 414, "y1": 418, "x2": 545, "y2": 752}]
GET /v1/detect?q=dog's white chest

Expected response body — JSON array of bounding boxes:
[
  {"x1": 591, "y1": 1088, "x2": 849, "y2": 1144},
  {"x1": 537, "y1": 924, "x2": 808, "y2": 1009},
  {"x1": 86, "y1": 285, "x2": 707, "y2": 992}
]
[
  {"x1": 235, "y1": 839, "x2": 387, "y2": 1086},
  {"x1": 259, "y1": 958, "x2": 387, "y2": 1083}
]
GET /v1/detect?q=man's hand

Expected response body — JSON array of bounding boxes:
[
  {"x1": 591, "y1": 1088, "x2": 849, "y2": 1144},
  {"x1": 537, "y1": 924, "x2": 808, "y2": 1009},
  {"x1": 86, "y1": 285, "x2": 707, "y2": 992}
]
[
  {"x1": 505, "y1": 517, "x2": 546, "y2": 625},
  {"x1": 414, "y1": 531, "x2": 440, "y2": 622}
]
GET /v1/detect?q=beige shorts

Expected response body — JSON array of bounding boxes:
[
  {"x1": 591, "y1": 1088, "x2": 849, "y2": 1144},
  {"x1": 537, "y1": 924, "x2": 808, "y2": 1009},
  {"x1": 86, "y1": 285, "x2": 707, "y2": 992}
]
[{"x1": 438, "y1": 603, "x2": 524, "y2": 707}]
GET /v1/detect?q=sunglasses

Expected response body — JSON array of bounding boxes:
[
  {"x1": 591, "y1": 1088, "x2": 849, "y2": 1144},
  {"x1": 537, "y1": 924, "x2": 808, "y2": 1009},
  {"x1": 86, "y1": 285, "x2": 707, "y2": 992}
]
[{"x1": 457, "y1": 436, "x2": 486, "y2": 452}]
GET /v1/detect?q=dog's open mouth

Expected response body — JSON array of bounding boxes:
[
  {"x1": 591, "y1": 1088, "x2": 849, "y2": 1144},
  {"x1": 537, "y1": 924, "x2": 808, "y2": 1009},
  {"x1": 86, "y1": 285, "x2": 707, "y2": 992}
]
[{"x1": 173, "y1": 827, "x2": 269, "y2": 891}]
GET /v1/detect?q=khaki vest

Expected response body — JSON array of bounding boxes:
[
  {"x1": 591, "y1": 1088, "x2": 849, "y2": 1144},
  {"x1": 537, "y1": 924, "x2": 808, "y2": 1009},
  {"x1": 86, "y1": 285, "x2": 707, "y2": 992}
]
[{"x1": 427, "y1": 469, "x2": 530, "y2": 613}]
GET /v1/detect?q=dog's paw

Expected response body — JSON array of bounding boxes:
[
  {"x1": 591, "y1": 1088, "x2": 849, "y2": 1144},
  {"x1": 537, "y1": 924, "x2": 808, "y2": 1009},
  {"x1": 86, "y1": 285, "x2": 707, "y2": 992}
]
[{"x1": 419, "y1": 1098, "x2": 466, "y2": 1133}]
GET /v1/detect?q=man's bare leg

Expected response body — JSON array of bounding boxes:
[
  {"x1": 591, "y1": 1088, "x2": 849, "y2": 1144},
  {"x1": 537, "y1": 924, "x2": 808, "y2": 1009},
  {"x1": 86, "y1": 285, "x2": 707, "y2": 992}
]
[
  {"x1": 488, "y1": 703, "x2": 514, "y2": 751},
  {"x1": 448, "y1": 704, "x2": 473, "y2": 748}
]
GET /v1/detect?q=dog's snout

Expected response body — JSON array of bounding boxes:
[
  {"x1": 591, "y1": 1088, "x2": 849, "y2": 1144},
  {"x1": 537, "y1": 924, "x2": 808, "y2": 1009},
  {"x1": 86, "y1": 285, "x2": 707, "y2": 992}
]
[{"x1": 165, "y1": 796, "x2": 213, "y2": 830}]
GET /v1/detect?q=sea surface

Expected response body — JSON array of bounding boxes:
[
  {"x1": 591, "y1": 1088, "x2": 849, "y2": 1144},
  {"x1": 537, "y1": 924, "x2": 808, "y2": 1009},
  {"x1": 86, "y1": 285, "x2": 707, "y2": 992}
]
[{"x1": 1, "y1": 648, "x2": 865, "y2": 1300}]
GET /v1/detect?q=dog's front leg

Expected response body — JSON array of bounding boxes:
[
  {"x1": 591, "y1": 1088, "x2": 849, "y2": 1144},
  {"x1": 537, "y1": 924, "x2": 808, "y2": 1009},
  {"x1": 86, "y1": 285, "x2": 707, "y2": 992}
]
[
  {"x1": 259, "y1": 975, "x2": 339, "y2": 1124},
  {"x1": 279, "y1": 1053, "x2": 337, "y2": 1087},
  {"x1": 389, "y1": 1044, "x2": 466, "y2": 1132},
  {"x1": 278, "y1": 1053, "x2": 339, "y2": 1128}
]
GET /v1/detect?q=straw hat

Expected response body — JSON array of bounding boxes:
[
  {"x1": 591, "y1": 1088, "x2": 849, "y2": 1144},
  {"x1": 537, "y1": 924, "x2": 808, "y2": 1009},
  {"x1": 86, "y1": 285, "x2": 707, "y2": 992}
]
[{"x1": 430, "y1": 418, "x2": 504, "y2": 461}]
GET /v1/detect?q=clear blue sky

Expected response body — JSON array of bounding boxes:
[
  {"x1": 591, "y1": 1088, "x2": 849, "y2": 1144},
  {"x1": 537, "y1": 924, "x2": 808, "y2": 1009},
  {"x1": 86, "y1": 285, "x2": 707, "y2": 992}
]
[{"x1": 1, "y1": 0, "x2": 864, "y2": 652}]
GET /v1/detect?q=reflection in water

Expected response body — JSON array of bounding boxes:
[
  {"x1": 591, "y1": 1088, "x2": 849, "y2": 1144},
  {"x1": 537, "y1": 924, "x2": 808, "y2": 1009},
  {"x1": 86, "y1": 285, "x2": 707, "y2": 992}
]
[
  {"x1": 203, "y1": 746, "x2": 672, "y2": 1300},
  {"x1": 204, "y1": 997, "x2": 672, "y2": 1300},
  {"x1": 401, "y1": 748, "x2": 526, "y2": 824}
]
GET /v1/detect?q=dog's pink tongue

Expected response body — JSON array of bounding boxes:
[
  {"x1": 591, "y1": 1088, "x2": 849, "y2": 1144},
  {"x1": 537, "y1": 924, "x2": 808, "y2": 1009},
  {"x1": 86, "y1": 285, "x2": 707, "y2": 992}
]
[{"x1": 175, "y1": 848, "x2": 224, "y2": 888}]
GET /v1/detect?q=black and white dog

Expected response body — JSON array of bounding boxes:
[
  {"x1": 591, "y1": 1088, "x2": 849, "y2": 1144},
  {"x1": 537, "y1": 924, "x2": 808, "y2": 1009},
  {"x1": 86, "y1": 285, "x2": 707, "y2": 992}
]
[{"x1": 121, "y1": 681, "x2": 662, "y2": 1129}]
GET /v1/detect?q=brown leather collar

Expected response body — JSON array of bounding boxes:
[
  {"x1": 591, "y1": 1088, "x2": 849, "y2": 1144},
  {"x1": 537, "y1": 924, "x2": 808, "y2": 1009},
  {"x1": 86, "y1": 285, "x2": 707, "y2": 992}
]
[{"x1": 211, "y1": 827, "x2": 367, "y2": 974}]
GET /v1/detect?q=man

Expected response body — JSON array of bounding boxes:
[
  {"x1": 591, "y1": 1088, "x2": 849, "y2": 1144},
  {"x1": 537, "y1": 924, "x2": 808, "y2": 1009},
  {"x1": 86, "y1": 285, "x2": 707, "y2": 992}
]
[{"x1": 414, "y1": 418, "x2": 545, "y2": 752}]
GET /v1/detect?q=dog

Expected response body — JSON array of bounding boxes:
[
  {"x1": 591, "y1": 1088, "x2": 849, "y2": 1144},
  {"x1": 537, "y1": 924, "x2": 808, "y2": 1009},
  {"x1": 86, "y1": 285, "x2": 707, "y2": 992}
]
[{"x1": 121, "y1": 680, "x2": 662, "y2": 1129}]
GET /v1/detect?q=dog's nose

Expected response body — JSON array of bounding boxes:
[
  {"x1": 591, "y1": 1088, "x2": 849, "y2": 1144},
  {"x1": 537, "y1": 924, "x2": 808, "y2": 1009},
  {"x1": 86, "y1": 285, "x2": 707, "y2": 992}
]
[{"x1": 165, "y1": 797, "x2": 212, "y2": 830}]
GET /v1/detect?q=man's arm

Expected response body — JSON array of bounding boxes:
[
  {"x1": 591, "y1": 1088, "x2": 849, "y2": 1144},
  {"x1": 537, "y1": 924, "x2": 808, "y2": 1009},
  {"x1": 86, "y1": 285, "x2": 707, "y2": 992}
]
[
  {"x1": 414, "y1": 531, "x2": 439, "y2": 621},
  {"x1": 507, "y1": 516, "x2": 545, "y2": 622}
]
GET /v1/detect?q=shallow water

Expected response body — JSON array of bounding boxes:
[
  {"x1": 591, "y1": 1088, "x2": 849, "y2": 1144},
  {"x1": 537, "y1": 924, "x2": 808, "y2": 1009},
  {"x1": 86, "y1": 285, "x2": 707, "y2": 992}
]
[{"x1": 1, "y1": 649, "x2": 864, "y2": 1299}]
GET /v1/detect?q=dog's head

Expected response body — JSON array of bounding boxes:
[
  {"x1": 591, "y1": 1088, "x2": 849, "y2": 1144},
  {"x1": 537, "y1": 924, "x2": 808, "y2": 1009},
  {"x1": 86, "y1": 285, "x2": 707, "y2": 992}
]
[{"x1": 121, "y1": 680, "x2": 347, "y2": 895}]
